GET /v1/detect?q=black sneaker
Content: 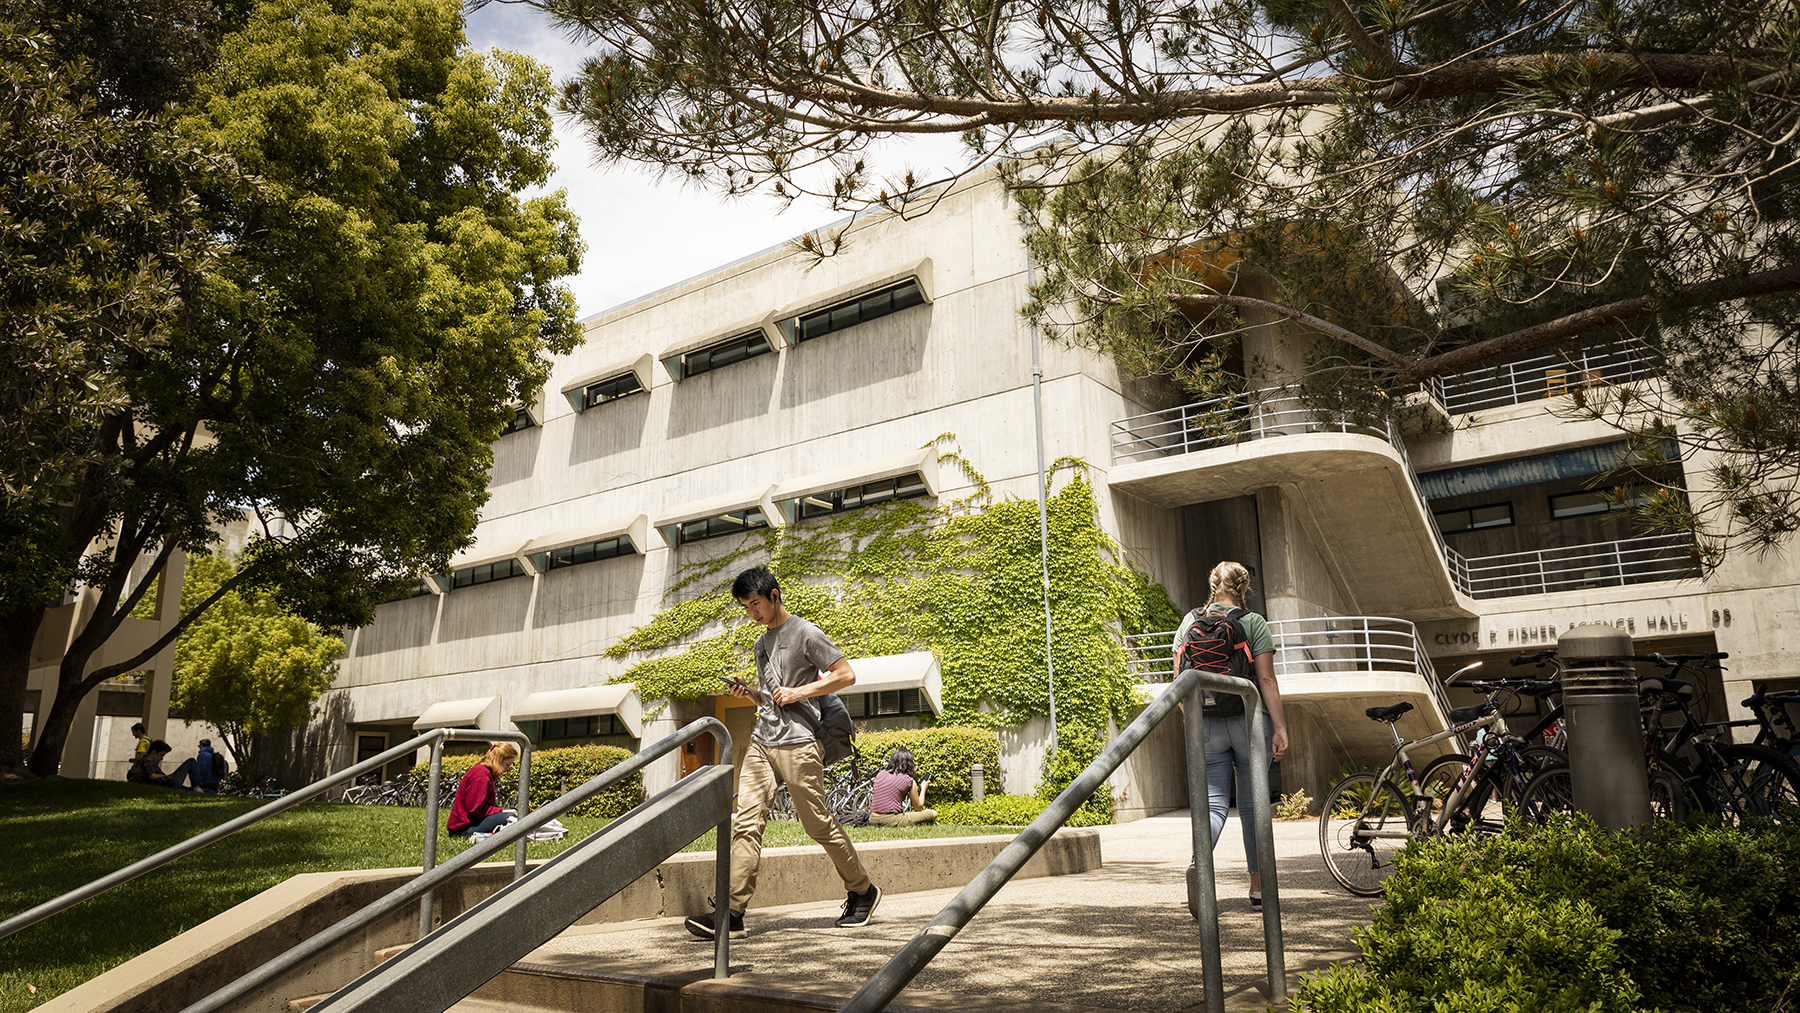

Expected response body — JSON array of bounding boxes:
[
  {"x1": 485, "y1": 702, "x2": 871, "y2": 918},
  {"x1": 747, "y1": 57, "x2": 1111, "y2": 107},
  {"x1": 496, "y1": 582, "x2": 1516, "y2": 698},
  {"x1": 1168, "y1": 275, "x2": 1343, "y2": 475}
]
[
  {"x1": 835, "y1": 884, "x2": 881, "y2": 927},
  {"x1": 685, "y1": 907, "x2": 746, "y2": 939},
  {"x1": 1249, "y1": 892, "x2": 1263, "y2": 912}
]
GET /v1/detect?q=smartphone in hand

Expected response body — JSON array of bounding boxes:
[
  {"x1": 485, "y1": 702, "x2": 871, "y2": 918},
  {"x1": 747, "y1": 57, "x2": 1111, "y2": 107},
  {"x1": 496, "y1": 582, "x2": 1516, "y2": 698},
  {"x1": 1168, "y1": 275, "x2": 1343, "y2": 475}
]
[{"x1": 715, "y1": 675, "x2": 747, "y2": 691}]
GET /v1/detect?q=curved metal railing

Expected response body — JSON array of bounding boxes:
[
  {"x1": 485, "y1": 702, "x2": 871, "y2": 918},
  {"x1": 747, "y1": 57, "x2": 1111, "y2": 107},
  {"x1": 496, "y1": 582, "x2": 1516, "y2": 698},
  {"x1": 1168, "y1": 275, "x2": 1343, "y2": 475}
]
[
  {"x1": 1111, "y1": 387, "x2": 1390, "y2": 463},
  {"x1": 0, "y1": 727, "x2": 534, "y2": 943}
]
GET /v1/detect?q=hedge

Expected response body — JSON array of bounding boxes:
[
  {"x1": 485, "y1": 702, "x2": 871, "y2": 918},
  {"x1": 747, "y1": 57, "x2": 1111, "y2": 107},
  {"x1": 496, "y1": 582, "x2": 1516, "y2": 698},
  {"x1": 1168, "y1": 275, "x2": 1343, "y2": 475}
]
[
  {"x1": 1295, "y1": 816, "x2": 1800, "y2": 1013},
  {"x1": 402, "y1": 744, "x2": 642, "y2": 820},
  {"x1": 936, "y1": 793, "x2": 1111, "y2": 828},
  {"x1": 838, "y1": 726, "x2": 1002, "y2": 803}
]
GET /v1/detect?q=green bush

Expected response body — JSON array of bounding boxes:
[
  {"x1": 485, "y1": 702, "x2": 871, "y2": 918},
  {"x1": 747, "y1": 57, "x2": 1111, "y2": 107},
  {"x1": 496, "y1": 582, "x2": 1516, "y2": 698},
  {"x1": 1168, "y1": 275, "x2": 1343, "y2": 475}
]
[
  {"x1": 936, "y1": 793, "x2": 1110, "y2": 828},
  {"x1": 402, "y1": 744, "x2": 642, "y2": 820},
  {"x1": 1034, "y1": 724, "x2": 1113, "y2": 825},
  {"x1": 1296, "y1": 816, "x2": 1800, "y2": 1013},
  {"x1": 841, "y1": 726, "x2": 1001, "y2": 803}
]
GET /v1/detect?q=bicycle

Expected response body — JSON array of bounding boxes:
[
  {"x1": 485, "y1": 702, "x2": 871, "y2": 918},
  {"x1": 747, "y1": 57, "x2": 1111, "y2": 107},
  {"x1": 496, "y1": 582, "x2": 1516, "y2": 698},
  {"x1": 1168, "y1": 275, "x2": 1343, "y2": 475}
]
[
  {"x1": 1521, "y1": 653, "x2": 1800, "y2": 826},
  {"x1": 765, "y1": 749, "x2": 873, "y2": 823},
  {"x1": 1319, "y1": 661, "x2": 1564, "y2": 895}
]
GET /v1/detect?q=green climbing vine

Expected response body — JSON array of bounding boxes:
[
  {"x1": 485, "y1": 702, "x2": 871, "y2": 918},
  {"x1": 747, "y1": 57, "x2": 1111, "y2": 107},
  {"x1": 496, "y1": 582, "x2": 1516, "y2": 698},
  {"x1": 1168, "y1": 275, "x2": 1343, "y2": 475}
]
[{"x1": 606, "y1": 439, "x2": 1182, "y2": 736}]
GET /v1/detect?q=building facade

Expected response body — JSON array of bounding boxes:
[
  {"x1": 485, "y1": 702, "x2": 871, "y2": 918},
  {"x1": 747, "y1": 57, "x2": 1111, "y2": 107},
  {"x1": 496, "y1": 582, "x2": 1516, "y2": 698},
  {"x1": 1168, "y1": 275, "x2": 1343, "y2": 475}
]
[{"x1": 317, "y1": 174, "x2": 1800, "y2": 818}]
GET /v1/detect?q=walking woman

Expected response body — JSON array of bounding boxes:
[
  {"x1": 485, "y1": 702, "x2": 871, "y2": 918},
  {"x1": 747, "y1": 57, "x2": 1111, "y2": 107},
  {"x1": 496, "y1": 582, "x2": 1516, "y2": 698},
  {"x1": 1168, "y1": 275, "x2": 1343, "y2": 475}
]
[
  {"x1": 447, "y1": 742, "x2": 519, "y2": 837},
  {"x1": 1182, "y1": 561, "x2": 1289, "y2": 910}
]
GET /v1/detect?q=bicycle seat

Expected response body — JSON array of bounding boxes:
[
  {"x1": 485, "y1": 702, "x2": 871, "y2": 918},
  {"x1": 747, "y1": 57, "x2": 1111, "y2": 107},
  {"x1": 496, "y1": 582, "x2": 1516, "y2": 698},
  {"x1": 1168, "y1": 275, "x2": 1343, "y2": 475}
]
[
  {"x1": 1449, "y1": 702, "x2": 1496, "y2": 723},
  {"x1": 1638, "y1": 676, "x2": 1696, "y2": 703},
  {"x1": 1364, "y1": 701, "x2": 1414, "y2": 723}
]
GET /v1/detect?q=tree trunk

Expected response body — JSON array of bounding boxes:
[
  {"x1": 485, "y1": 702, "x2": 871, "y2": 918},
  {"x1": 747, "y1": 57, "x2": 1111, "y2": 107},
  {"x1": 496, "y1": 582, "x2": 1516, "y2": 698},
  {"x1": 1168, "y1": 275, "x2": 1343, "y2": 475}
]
[
  {"x1": 27, "y1": 647, "x2": 104, "y2": 777},
  {"x1": 0, "y1": 606, "x2": 43, "y2": 779}
]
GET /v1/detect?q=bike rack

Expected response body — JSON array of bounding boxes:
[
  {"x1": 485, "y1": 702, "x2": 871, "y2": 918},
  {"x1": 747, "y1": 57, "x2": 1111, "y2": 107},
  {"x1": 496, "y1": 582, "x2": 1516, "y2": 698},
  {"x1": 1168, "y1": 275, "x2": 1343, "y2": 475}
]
[
  {"x1": 177, "y1": 718, "x2": 735, "y2": 1013},
  {"x1": 0, "y1": 727, "x2": 533, "y2": 943},
  {"x1": 838, "y1": 646, "x2": 1285, "y2": 1013}
]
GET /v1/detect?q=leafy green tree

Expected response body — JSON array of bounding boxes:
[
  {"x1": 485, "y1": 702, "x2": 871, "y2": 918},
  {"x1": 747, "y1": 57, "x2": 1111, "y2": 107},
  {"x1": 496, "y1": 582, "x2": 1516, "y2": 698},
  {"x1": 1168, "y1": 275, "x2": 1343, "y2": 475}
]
[
  {"x1": 529, "y1": 0, "x2": 1800, "y2": 563},
  {"x1": 2, "y1": 0, "x2": 584, "y2": 778},
  {"x1": 171, "y1": 553, "x2": 342, "y2": 780}
]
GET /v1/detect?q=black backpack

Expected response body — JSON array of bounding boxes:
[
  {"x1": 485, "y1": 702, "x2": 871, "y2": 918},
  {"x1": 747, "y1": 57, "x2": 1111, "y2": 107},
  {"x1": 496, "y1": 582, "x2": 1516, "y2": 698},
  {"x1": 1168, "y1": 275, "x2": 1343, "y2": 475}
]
[
  {"x1": 1177, "y1": 606, "x2": 1254, "y2": 716},
  {"x1": 812, "y1": 692, "x2": 857, "y2": 766},
  {"x1": 212, "y1": 751, "x2": 229, "y2": 781}
]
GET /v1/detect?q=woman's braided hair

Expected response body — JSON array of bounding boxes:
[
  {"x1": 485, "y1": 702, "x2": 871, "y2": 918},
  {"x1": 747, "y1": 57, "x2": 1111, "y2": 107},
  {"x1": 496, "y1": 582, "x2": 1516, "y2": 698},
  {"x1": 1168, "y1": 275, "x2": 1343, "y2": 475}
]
[{"x1": 1206, "y1": 561, "x2": 1251, "y2": 608}]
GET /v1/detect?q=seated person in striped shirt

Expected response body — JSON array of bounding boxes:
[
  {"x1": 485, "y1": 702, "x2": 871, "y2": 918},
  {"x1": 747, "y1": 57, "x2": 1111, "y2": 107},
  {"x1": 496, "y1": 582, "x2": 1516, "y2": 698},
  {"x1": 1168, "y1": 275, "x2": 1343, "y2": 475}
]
[{"x1": 868, "y1": 748, "x2": 937, "y2": 826}]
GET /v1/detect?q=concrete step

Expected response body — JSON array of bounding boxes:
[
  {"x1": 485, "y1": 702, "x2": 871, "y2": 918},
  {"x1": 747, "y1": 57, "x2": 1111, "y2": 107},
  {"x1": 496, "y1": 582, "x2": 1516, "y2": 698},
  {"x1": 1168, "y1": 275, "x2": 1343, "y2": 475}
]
[
  {"x1": 286, "y1": 945, "x2": 412, "y2": 1010},
  {"x1": 467, "y1": 957, "x2": 1107, "y2": 1013}
]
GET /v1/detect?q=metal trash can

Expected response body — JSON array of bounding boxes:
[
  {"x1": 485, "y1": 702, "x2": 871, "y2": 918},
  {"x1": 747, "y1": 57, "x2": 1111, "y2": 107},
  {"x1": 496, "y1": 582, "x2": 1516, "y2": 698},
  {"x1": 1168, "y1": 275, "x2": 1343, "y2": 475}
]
[{"x1": 1558, "y1": 625, "x2": 1651, "y2": 828}]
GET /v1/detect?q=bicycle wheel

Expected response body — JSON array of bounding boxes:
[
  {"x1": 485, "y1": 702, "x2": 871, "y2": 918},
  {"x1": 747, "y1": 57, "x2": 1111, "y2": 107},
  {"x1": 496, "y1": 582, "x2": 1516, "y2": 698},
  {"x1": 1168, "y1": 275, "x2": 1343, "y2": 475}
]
[
  {"x1": 1318, "y1": 773, "x2": 1412, "y2": 896},
  {"x1": 1516, "y1": 764, "x2": 1574, "y2": 824},
  {"x1": 1648, "y1": 766, "x2": 1688, "y2": 822},
  {"x1": 1417, "y1": 754, "x2": 1497, "y2": 833},
  {"x1": 768, "y1": 784, "x2": 797, "y2": 821},
  {"x1": 1713, "y1": 744, "x2": 1800, "y2": 825}
]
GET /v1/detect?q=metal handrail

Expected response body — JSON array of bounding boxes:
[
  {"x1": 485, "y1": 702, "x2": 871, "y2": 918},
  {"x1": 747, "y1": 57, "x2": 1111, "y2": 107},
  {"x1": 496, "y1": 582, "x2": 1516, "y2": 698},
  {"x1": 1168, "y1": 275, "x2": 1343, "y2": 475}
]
[
  {"x1": 1436, "y1": 341, "x2": 1655, "y2": 415},
  {"x1": 1126, "y1": 615, "x2": 1462, "y2": 750},
  {"x1": 179, "y1": 717, "x2": 734, "y2": 1013},
  {"x1": 839, "y1": 654, "x2": 1284, "y2": 1013},
  {"x1": 1112, "y1": 386, "x2": 1390, "y2": 463},
  {"x1": 0, "y1": 727, "x2": 532, "y2": 943},
  {"x1": 1459, "y1": 533, "x2": 1702, "y2": 598}
]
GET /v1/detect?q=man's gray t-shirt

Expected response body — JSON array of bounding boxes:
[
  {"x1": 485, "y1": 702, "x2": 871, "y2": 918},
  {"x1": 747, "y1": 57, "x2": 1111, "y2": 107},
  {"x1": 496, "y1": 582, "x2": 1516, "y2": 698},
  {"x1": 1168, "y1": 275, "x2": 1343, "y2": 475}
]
[{"x1": 751, "y1": 617, "x2": 847, "y2": 747}]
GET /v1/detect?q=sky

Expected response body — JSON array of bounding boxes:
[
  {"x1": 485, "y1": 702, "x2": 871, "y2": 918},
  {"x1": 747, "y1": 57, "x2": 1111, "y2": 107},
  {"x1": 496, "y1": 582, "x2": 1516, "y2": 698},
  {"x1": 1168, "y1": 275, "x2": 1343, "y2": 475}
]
[{"x1": 461, "y1": 4, "x2": 964, "y2": 321}]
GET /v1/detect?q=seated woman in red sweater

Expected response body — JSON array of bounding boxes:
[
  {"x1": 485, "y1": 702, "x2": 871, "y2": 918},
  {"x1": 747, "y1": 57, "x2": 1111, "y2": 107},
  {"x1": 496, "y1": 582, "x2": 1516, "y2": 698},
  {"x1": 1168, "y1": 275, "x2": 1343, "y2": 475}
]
[{"x1": 447, "y1": 742, "x2": 519, "y2": 837}]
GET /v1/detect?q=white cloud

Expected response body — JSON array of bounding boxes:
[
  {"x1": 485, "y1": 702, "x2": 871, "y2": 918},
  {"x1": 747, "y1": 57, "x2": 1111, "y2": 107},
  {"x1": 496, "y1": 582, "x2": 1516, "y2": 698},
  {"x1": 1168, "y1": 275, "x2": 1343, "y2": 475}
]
[{"x1": 463, "y1": 4, "x2": 965, "y2": 319}]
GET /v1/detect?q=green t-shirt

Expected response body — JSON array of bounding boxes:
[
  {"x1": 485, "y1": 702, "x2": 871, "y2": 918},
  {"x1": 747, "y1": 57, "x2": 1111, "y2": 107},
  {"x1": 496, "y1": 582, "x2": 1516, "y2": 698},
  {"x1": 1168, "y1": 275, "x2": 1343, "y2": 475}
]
[{"x1": 1200, "y1": 602, "x2": 1274, "y2": 659}]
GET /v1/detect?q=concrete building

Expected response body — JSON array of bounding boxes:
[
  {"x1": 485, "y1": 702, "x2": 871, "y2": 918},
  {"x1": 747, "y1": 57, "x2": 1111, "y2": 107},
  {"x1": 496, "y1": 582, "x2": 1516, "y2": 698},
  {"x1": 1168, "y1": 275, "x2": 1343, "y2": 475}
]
[{"x1": 317, "y1": 173, "x2": 1800, "y2": 818}]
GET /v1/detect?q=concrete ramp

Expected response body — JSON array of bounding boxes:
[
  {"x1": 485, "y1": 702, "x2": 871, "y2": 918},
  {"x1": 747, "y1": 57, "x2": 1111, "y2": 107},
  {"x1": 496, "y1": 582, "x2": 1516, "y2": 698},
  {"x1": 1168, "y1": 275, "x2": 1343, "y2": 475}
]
[{"x1": 310, "y1": 765, "x2": 734, "y2": 1013}]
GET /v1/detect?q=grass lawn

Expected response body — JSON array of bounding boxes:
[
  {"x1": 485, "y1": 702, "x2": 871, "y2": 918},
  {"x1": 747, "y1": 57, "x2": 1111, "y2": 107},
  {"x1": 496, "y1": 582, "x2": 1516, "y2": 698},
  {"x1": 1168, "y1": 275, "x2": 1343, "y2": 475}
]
[{"x1": 1, "y1": 778, "x2": 1026, "y2": 1012}]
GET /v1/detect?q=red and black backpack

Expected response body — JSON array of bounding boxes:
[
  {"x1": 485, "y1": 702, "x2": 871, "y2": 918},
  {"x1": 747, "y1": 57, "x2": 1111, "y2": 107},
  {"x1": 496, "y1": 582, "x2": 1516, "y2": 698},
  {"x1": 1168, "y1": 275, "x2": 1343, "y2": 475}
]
[{"x1": 1177, "y1": 606, "x2": 1253, "y2": 716}]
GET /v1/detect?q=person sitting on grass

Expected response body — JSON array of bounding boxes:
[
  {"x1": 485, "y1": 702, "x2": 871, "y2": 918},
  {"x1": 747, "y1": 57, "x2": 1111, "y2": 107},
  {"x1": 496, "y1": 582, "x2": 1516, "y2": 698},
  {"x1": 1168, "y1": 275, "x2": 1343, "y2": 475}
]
[
  {"x1": 868, "y1": 748, "x2": 937, "y2": 827},
  {"x1": 447, "y1": 742, "x2": 519, "y2": 838},
  {"x1": 126, "y1": 740, "x2": 204, "y2": 791}
]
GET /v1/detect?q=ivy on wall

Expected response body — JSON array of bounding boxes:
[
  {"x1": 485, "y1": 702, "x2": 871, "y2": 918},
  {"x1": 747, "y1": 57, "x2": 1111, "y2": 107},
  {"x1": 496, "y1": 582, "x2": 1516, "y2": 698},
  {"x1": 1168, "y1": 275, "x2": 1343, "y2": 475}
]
[{"x1": 605, "y1": 440, "x2": 1182, "y2": 734}]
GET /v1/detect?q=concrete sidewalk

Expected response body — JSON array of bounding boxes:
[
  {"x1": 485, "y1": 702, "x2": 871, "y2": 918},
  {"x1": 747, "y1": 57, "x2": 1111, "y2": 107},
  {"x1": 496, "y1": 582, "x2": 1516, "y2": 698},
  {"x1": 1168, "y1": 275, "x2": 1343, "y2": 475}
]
[{"x1": 517, "y1": 811, "x2": 1377, "y2": 1011}]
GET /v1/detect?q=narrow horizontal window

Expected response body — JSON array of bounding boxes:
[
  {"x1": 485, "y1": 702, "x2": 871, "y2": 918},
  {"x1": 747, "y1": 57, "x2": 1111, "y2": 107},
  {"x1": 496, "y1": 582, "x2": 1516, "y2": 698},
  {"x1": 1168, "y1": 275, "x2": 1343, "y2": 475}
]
[
  {"x1": 1550, "y1": 488, "x2": 1649, "y2": 519},
  {"x1": 843, "y1": 688, "x2": 925, "y2": 719},
  {"x1": 1433, "y1": 502, "x2": 1513, "y2": 534},
  {"x1": 797, "y1": 472, "x2": 931, "y2": 520},
  {"x1": 675, "y1": 332, "x2": 771, "y2": 380},
  {"x1": 382, "y1": 580, "x2": 435, "y2": 603},
  {"x1": 500, "y1": 410, "x2": 537, "y2": 435},
  {"x1": 536, "y1": 714, "x2": 631, "y2": 741},
  {"x1": 580, "y1": 372, "x2": 646, "y2": 409},
  {"x1": 530, "y1": 535, "x2": 637, "y2": 573},
  {"x1": 677, "y1": 507, "x2": 769, "y2": 545},
  {"x1": 782, "y1": 279, "x2": 926, "y2": 345},
  {"x1": 450, "y1": 557, "x2": 530, "y2": 589}
]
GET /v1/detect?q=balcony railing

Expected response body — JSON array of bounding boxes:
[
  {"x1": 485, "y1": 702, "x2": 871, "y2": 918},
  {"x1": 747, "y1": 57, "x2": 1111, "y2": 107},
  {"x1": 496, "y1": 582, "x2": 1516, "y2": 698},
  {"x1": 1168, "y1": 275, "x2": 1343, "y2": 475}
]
[
  {"x1": 1459, "y1": 533, "x2": 1701, "y2": 599},
  {"x1": 1111, "y1": 389, "x2": 1389, "y2": 464},
  {"x1": 1127, "y1": 616, "x2": 1426, "y2": 683},
  {"x1": 1126, "y1": 615, "x2": 1459, "y2": 735},
  {"x1": 1436, "y1": 343, "x2": 1656, "y2": 415}
]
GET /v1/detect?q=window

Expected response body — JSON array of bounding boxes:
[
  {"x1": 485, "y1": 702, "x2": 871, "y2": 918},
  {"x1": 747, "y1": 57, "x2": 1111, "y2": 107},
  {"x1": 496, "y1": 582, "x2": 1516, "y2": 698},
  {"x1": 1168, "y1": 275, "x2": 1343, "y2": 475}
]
[
  {"x1": 449, "y1": 557, "x2": 529, "y2": 589},
  {"x1": 796, "y1": 472, "x2": 931, "y2": 520},
  {"x1": 677, "y1": 507, "x2": 769, "y2": 545},
  {"x1": 529, "y1": 535, "x2": 636, "y2": 572},
  {"x1": 578, "y1": 372, "x2": 645, "y2": 409},
  {"x1": 1550, "y1": 488, "x2": 1649, "y2": 519},
  {"x1": 536, "y1": 714, "x2": 633, "y2": 741},
  {"x1": 671, "y1": 332, "x2": 771, "y2": 380},
  {"x1": 382, "y1": 580, "x2": 436, "y2": 603},
  {"x1": 780, "y1": 279, "x2": 926, "y2": 345},
  {"x1": 844, "y1": 688, "x2": 927, "y2": 719},
  {"x1": 1434, "y1": 502, "x2": 1513, "y2": 534},
  {"x1": 500, "y1": 410, "x2": 537, "y2": 435}
]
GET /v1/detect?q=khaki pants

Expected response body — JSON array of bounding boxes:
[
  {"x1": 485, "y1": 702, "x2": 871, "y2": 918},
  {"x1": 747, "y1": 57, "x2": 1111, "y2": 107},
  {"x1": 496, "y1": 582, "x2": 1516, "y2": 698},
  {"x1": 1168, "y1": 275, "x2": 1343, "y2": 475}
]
[
  {"x1": 869, "y1": 808, "x2": 937, "y2": 827},
  {"x1": 730, "y1": 740, "x2": 871, "y2": 912}
]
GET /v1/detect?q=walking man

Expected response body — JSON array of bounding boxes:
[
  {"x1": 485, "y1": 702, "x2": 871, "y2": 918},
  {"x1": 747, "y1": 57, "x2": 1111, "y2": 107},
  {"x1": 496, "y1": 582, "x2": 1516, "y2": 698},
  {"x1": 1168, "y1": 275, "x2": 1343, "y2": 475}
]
[{"x1": 686, "y1": 566, "x2": 880, "y2": 939}]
